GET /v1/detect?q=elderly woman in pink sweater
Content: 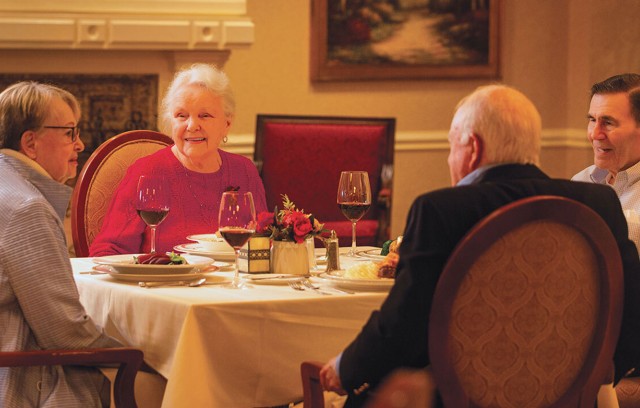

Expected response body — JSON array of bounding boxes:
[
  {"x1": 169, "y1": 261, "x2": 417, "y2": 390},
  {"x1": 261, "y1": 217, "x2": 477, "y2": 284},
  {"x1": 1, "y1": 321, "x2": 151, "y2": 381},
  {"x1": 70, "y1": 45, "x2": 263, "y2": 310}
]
[{"x1": 90, "y1": 64, "x2": 267, "y2": 256}]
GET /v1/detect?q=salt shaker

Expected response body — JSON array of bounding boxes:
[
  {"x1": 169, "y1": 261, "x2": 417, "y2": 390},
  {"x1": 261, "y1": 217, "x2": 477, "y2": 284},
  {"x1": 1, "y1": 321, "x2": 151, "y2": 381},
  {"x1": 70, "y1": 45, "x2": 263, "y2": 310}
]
[{"x1": 326, "y1": 230, "x2": 340, "y2": 272}]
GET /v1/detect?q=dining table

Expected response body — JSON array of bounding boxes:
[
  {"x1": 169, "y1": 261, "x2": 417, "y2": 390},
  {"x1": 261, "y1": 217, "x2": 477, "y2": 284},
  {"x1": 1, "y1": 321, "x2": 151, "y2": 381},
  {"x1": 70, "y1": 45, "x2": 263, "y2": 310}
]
[{"x1": 71, "y1": 247, "x2": 390, "y2": 407}]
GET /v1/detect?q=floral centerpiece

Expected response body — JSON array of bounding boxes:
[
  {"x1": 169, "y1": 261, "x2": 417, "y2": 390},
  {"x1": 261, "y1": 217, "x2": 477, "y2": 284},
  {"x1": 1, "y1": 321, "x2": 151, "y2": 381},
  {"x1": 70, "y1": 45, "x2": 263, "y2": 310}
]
[{"x1": 256, "y1": 194, "x2": 325, "y2": 244}]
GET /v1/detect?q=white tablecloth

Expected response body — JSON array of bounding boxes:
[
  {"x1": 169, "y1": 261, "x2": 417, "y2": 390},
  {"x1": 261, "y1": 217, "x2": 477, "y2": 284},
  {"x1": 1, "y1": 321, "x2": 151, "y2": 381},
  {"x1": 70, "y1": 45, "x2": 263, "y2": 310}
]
[{"x1": 71, "y1": 254, "x2": 387, "y2": 407}]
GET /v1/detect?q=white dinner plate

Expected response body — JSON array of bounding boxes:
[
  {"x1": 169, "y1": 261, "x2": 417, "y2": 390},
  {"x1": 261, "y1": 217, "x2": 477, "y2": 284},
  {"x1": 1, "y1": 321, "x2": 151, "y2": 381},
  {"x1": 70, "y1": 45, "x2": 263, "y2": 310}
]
[
  {"x1": 187, "y1": 233, "x2": 223, "y2": 242},
  {"x1": 94, "y1": 266, "x2": 223, "y2": 283},
  {"x1": 210, "y1": 261, "x2": 234, "y2": 271},
  {"x1": 317, "y1": 270, "x2": 394, "y2": 291},
  {"x1": 242, "y1": 273, "x2": 304, "y2": 285},
  {"x1": 174, "y1": 243, "x2": 236, "y2": 261},
  {"x1": 92, "y1": 254, "x2": 214, "y2": 275},
  {"x1": 354, "y1": 248, "x2": 385, "y2": 261},
  {"x1": 186, "y1": 233, "x2": 233, "y2": 251}
]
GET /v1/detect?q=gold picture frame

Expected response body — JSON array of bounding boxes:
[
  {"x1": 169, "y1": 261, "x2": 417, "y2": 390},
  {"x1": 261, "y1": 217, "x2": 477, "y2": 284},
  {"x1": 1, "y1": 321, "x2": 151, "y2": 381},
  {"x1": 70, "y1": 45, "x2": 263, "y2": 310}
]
[{"x1": 311, "y1": 0, "x2": 501, "y2": 82}]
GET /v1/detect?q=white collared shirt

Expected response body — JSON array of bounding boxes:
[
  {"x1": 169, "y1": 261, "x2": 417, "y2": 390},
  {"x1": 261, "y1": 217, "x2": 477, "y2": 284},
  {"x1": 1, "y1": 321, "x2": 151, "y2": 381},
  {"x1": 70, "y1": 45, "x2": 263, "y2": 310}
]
[{"x1": 573, "y1": 161, "x2": 640, "y2": 250}]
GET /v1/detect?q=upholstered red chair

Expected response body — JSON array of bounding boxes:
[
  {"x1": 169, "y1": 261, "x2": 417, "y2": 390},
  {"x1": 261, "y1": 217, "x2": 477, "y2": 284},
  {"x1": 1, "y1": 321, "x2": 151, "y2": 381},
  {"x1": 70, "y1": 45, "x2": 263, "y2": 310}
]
[
  {"x1": 71, "y1": 130, "x2": 173, "y2": 257},
  {"x1": 429, "y1": 196, "x2": 623, "y2": 407},
  {"x1": 254, "y1": 114, "x2": 395, "y2": 247},
  {"x1": 0, "y1": 347, "x2": 143, "y2": 407}
]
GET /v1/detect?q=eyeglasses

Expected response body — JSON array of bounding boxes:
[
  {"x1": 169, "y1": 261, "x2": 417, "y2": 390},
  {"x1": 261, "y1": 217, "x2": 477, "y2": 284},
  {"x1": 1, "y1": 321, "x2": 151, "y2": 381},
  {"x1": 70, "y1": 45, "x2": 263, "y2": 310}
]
[{"x1": 43, "y1": 125, "x2": 80, "y2": 143}]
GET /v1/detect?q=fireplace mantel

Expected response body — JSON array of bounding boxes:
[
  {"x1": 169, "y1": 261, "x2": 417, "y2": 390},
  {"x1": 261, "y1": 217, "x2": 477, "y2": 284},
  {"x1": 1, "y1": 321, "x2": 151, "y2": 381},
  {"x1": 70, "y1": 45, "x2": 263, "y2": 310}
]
[{"x1": 0, "y1": 0, "x2": 253, "y2": 51}]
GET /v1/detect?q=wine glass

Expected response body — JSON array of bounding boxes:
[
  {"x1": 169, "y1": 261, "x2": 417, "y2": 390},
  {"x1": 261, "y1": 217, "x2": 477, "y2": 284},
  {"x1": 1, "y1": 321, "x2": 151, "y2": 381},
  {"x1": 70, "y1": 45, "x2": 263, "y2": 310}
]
[
  {"x1": 218, "y1": 191, "x2": 257, "y2": 289},
  {"x1": 337, "y1": 171, "x2": 372, "y2": 257},
  {"x1": 136, "y1": 175, "x2": 170, "y2": 254}
]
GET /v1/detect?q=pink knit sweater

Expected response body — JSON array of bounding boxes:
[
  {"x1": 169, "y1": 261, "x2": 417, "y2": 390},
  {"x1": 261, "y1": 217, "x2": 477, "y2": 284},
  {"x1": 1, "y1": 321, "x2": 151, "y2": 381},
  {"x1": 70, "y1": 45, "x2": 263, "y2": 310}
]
[{"x1": 89, "y1": 147, "x2": 267, "y2": 256}]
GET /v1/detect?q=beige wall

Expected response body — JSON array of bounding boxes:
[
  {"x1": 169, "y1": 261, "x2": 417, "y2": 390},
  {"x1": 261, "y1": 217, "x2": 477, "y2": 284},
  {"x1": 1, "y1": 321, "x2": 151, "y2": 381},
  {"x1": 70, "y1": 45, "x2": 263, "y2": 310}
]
[
  {"x1": 221, "y1": 0, "x2": 639, "y2": 237},
  {"x1": 3, "y1": 0, "x2": 639, "y2": 239}
]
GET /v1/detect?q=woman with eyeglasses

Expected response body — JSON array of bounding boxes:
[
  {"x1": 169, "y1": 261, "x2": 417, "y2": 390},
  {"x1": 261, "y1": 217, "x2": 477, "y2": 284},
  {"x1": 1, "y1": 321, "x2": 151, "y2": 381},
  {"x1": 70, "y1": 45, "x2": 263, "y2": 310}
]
[{"x1": 0, "y1": 81, "x2": 123, "y2": 407}]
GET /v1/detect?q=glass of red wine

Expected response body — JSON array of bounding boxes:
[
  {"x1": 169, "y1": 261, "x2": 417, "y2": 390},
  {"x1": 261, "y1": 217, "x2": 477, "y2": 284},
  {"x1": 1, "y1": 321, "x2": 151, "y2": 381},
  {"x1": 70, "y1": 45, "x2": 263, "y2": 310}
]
[
  {"x1": 218, "y1": 191, "x2": 257, "y2": 289},
  {"x1": 337, "y1": 171, "x2": 372, "y2": 257},
  {"x1": 136, "y1": 175, "x2": 170, "y2": 254}
]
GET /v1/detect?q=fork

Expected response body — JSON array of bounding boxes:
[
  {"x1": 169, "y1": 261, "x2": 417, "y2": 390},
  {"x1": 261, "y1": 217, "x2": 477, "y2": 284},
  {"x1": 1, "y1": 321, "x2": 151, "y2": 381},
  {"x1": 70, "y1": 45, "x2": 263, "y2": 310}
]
[
  {"x1": 289, "y1": 280, "x2": 331, "y2": 295},
  {"x1": 288, "y1": 281, "x2": 305, "y2": 292},
  {"x1": 302, "y1": 279, "x2": 354, "y2": 295},
  {"x1": 297, "y1": 280, "x2": 332, "y2": 295}
]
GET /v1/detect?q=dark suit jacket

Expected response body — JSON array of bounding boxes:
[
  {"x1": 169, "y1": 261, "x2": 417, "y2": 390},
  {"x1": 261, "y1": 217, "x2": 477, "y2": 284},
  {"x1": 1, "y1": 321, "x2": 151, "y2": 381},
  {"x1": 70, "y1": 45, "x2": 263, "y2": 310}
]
[{"x1": 338, "y1": 164, "x2": 640, "y2": 406}]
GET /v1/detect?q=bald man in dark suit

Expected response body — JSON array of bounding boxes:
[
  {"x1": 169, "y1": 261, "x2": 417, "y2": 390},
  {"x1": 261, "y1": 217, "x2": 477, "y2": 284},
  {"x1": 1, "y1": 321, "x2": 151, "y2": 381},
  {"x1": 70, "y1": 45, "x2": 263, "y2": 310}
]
[{"x1": 320, "y1": 84, "x2": 640, "y2": 407}]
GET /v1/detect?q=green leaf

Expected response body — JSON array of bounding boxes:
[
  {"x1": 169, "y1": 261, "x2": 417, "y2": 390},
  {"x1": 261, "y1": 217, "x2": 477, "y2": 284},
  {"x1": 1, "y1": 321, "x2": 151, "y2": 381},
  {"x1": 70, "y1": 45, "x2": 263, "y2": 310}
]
[
  {"x1": 168, "y1": 252, "x2": 188, "y2": 264},
  {"x1": 380, "y1": 240, "x2": 393, "y2": 256}
]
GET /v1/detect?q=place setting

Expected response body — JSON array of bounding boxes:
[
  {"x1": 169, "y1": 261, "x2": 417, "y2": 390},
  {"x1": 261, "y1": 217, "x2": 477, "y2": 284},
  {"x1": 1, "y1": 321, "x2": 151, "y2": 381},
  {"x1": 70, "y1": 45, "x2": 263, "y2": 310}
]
[
  {"x1": 307, "y1": 171, "x2": 395, "y2": 291},
  {"x1": 173, "y1": 233, "x2": 237, "y2": 262},
  {"x1": 315, "y1": 269, "x2": 394, "y2": 292},
  {"x1": 90, "y1": 253, "x2": 227, "y2": 283}
]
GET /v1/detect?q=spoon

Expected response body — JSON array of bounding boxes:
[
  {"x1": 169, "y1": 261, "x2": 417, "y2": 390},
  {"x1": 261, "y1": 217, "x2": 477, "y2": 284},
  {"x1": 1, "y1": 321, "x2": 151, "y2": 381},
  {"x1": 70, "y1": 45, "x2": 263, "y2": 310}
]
[{"x1": 139, "y1": 277, "x2": 206, "y2": 288}]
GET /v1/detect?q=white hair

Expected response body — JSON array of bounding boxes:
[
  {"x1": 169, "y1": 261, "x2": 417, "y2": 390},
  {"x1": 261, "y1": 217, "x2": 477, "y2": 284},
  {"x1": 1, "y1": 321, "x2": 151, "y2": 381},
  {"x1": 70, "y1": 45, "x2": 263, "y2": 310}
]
[
  {"x1": 454, "y1": 84, "x2": 541, "y2": 165},
  {"x1": 160, "y1": 63, "x2": 235, "y2": 132}
]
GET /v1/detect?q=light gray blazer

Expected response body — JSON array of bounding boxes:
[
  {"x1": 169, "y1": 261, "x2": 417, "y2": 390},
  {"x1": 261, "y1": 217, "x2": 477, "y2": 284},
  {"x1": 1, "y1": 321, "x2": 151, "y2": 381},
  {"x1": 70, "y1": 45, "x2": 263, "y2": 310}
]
[{"x1": 0, "y1": 152, "x2": 121, "y2": 408}]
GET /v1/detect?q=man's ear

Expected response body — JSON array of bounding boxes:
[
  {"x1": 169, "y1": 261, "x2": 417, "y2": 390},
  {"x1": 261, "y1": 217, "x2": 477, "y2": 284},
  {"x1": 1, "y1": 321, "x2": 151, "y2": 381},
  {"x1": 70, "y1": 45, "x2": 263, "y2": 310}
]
[
  {"x1": 20, "y1": 130, "x2": 38, "y2": 160},
  {"x1": 468, "y1": 133, "x2": 484, "y2": 171}
]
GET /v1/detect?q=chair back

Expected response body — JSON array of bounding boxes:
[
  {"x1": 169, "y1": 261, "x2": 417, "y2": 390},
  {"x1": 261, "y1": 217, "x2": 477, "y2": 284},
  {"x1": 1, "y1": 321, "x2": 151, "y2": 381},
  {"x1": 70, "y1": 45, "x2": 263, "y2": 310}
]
[
  {"x1": 71, "y1": 130, "x2": 173, "y2": 257},
  {"x1": 255, "y1": 114, "x2": 395, "y2": 247},
  {"x1": 428, "y1": 196, "x2": 623, "y2": 408},
  {"x1": 0, "y1": 347, "x2": 143, "y2": 407}
]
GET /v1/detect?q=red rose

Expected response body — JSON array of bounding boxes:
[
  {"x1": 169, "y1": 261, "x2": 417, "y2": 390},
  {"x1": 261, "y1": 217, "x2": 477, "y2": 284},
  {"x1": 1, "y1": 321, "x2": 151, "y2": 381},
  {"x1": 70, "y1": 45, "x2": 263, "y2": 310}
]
[
  {"x1": 292, "y1": 216, "x2": 313, "y2": 243},
  {"x1": 257, "y1": 212, "x2": 274, "y2": 234},
  {"x1": 281, "y1": 210, "x2": 302, "y2": 228}
]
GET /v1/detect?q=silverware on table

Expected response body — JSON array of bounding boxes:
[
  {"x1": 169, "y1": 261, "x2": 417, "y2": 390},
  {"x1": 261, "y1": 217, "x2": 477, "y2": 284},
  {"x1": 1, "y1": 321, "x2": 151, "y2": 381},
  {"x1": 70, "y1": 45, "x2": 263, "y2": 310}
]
[
  {"x1": 289, "y1": 280, "x2": 332, "y2": 295},
  {"x1": 302, "y1": 279, "x2": 354, "y2": 295},
  {"x1": 139, "y1": 277, "x2": 206, "y2": 288},
  {"x1": 249, "y1": 274, "x2": 299, "y2": 281},
  {"x1": 288, "y1": 281, "x2": 306, "y2": 291}
]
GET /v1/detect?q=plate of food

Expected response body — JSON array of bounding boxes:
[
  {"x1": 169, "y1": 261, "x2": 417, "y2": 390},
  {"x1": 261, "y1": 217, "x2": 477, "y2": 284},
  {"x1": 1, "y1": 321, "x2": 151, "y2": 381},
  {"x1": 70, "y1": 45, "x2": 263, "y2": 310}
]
[
  {"x1": 93, "y1": 266, "x2": 212, "y2": 282},
  {"x1": 319, "y1": 240, "x2": 400, "y2": 290},
  {"x1": 318, "y1": 270, "x2": 394, "y2": 291},
  {"x1": 92, "y1": 253, "x2": 214, "y2": 275},
  {"x1": 174, "y1": 242, "x2": 236, "y2": 261},
  {"x1": 318, "y1": 262, "x2": 394, "y2": 291},
  {"x1": 354, "y1": 248, "x2": 385, "y2": 262}
]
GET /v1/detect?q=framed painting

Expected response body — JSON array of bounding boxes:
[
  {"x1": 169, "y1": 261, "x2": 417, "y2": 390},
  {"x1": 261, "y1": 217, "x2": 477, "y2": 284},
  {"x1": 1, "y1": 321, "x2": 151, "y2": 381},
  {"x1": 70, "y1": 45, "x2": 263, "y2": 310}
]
[
  {"x1": 310, "y1": 0, "x2": 501, "y2": 81},
  {"x1": 0, "y1": 74, "x2": 158, "y2": 187}
]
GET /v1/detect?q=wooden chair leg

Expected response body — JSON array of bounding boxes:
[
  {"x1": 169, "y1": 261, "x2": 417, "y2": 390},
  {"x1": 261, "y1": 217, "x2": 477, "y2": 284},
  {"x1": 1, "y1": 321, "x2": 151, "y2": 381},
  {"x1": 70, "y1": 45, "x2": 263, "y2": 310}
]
[{"x1": 301, "y1": 361, "x2": 324, "y2": 408}]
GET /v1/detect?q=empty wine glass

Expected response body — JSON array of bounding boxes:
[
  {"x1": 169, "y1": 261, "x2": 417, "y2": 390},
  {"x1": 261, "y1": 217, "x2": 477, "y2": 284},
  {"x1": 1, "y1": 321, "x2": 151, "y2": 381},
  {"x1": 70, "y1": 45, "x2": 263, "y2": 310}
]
[
  {"x1": 136, "y1": 175, "x2": 170, "y2": 253},
  {"x1": 218, "y1": 191, "x2": 257, "y2": 289},
  {"x1": 337, "y1": 171, "x2": 372, "y2": 257}
]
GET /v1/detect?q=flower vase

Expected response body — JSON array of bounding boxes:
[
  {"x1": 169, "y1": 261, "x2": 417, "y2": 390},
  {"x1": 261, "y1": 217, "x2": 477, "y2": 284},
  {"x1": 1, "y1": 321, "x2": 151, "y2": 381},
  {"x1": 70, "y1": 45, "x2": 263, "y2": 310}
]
[{"x1": 271, "y1": 240, "x2": 310, "y2": 276}]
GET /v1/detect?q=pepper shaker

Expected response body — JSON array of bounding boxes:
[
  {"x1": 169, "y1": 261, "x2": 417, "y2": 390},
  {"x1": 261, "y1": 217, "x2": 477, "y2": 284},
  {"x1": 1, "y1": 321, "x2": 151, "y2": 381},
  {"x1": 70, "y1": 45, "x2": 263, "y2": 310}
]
[{"x1": 326, "y1": 230, "x2": 340, "y2": 272}]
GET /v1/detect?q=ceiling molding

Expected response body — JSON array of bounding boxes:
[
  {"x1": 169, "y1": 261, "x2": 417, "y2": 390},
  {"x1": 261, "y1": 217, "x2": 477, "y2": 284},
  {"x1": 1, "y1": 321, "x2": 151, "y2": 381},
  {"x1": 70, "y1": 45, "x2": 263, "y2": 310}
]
[{"x1": 0, "y1": 0, "x2": 253, "y2": 50}]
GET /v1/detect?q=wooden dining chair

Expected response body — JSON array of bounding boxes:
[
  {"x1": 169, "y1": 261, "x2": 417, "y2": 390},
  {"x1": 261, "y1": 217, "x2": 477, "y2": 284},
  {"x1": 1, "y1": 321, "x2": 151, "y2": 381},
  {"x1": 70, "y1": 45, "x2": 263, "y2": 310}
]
[
  {"x1": 615, "y1": 375, "x2": 640, "y2": 407},
  {"x1": 301, "y1": 361, "x2": 326, "y2": 408},
  {"x1": 0, "y1": 347, "x2": 143, "y2": 407},
  {"x1": 428, "y1": 195, "x2": 624, "y2": 407},
  {"x1": 299, "y1": 362, "x2": 434, "y2": 408},
  {"x1": 71, "y1": 130, "x2": 173, "y2": 257},
  {"x1": 254, "y1": 114, "x2": 395, "y2": 247}
]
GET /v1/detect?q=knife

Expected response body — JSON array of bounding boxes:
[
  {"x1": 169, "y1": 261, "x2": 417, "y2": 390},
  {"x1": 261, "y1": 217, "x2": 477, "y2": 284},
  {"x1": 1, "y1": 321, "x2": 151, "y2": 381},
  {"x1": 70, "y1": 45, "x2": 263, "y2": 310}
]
[{"x1": 247, "y1": 274, "x2": 300, "y2": 281}]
